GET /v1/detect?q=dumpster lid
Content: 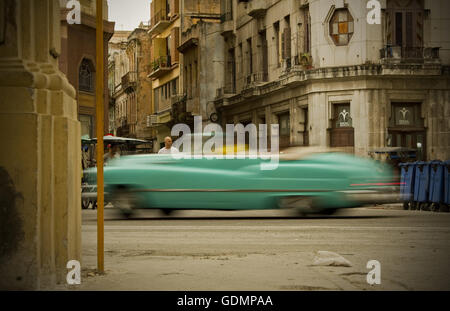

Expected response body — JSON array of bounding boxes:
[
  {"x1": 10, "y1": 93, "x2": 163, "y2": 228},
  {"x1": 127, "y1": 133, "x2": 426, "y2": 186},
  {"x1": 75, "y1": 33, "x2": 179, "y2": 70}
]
[{"x1": 369, "y1": 147, "x2": 417, "y2": 154}]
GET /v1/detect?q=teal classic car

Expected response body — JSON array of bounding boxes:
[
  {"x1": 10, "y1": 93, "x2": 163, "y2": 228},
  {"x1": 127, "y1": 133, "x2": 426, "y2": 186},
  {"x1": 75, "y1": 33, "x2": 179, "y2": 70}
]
[{"x1": 84, "y1": 147, "x2": 400, "y2": 216}]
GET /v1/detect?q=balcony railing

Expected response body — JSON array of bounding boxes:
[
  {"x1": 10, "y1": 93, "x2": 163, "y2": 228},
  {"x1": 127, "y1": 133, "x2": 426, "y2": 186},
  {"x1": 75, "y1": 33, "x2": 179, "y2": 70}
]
[
  {"x1": 246, "y1": 0, "x2": 268, "y2": 18},
  {"x1": 216, "y1": 83, "x2": 236, "y2": 98},
  {"x1": 151, "y1": 55, "x2": 171, "y2": 72},
  {"x1": 220, "y1": 12, "x2": 233, "y2": 23},
  {"x1": 149, "y1": 55, "x2": 172, "y2": 78},
  {"x1": 121, "y1": 71, "x2": 137, "y2": 92},
  {"x1": 151, "y1": 9, "x2": 169, "y2": 27},
  {"x1": 245, "y1": 72, "x2": 268, "y2": 87},
  {"x1": 380, "y1": 46, "x2": 440, "y2": 62},
  {"x1": 149, "y1": 9, "x2": 171, "y2": 35}
]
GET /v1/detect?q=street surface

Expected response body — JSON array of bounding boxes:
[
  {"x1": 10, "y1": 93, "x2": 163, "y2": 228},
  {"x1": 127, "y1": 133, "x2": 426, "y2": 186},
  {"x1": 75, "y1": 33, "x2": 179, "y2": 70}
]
[{"x1": 72, "y1": 207, "x2": 450, "y2": 291}]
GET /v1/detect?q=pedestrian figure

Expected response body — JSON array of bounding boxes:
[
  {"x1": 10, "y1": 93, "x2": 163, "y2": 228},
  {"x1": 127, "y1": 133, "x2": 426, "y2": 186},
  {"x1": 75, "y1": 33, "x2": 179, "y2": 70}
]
[
  {"x1": 158, "y1": 137, "x2": 179, "y2": 154},
  {"x1": 104, "y1": 144, "x2": 120, "y2": 165}
]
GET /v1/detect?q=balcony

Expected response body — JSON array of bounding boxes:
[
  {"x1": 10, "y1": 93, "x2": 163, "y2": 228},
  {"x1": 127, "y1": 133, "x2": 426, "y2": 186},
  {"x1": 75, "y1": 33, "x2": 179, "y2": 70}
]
[
  {"x1": 148, "y1": 55, "x2": 172, "y2": 79},
  {"x1": 245, "y1": 72, "x2": 268, "y2": 88},
  {"x1": 148, "y1": 9, "x2": 170, "y2": 36},
  {"x1": 146, "y1": 114, "x2": 158, "y2": 127},
  {"x1": 216, "y1": 84, "x2": 236, "y2": 99},
  {"x1": 178, "y1": 26, "x2": 199, "y2": 54},
  {"x1": 121, "y1": 71, "x2": 137, "y2": 93},
  {"x1": 246, "y1": 0, "x2": 268, "y2": 18},
  {"x1": 220, "y1": 13, "x2": 234, "y2": 36},
  {"x1": 380, "y1": 46, "x2": 441, "y2": 64}
]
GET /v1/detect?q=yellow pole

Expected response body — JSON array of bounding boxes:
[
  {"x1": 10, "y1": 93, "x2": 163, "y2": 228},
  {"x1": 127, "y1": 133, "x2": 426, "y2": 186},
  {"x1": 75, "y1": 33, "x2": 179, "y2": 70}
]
[{"x1": 95, "y1": 0, "x2": 105, "y2": 273}]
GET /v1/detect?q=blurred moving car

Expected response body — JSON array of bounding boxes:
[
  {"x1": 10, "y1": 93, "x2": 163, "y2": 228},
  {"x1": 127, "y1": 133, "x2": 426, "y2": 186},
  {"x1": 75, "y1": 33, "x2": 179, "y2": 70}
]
[
  {"x1": 81, "y1": 135, "x2": 150, "y2": 209},
  {"x1": 84, "y1": 147, "x2": 400, "y2": 216}
]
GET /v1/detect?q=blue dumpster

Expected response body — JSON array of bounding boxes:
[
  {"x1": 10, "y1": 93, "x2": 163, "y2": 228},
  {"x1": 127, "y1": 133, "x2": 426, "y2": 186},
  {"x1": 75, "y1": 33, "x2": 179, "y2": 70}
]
[
  {"x1": 445, "y1": 161, "x2": 450, "y2": 205},
  {"x1": 413, "y1": 161, "x2": 430, "y2": 203},
  {"x1": 429, "y1": 161, "x2": 444, "y2": 204},
  {"x1": 399, "y1": 162, "x2": 415, "y2": 202}
]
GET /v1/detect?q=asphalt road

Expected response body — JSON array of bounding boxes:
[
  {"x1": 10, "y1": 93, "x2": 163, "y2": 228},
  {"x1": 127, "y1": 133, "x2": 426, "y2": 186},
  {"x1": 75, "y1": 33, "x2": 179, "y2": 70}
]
[{"x1": 73, "y1": 207, "x2": 450, "y2": 291}]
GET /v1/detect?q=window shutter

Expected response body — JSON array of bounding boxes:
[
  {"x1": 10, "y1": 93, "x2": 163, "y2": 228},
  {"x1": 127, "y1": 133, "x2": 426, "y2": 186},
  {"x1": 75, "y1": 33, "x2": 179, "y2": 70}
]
[
  {"x1": 150, "y1": 1, "x2": 154, "y2": 27},
  {"x1": 406, "y1": 12, "x2": 413, "y2": 47},
  {"x1": 170, "y1": 0, "x2": 179, "y2": 16},
  {"x1": 415, "y1": 11, "x2": 423, "y2": 47},
  {"x1": 281, "y1": 29, "x2": 286, "y2": 59},
  {"x1": 171, "y1": 27, "x2": 180, "y2": 63},
  {"x1": 285, "y1": 27, "x2": 291, "y2": 59},
  {"x1": 386, "y1": 10, "x2": 392, "y2": 45}
]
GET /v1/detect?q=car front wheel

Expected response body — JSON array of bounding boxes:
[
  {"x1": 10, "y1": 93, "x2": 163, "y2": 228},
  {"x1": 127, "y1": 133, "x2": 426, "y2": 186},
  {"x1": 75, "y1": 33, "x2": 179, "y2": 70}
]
[{"x1": 112, "y1": 187, "x2": 137, "y2": 218}]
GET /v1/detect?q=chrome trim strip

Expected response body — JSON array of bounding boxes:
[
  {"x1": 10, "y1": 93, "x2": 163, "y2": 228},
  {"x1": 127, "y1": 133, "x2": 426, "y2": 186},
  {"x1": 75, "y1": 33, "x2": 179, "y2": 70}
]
[{"x1": 131, "y1": 189, "x2": 332, "y2": 193}]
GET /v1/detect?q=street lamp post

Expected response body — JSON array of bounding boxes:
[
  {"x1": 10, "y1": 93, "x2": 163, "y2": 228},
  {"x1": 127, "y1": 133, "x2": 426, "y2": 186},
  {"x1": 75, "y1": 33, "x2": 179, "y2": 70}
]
[{"x1": 96, "y1": 0, "x2": 105, "y2": 273}]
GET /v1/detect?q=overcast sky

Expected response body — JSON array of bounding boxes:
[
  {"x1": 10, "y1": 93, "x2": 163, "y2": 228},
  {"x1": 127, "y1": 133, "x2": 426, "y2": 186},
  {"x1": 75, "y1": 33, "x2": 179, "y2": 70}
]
[{"x1": 108, "y1": 0, "x2": 150, "y2": 31}]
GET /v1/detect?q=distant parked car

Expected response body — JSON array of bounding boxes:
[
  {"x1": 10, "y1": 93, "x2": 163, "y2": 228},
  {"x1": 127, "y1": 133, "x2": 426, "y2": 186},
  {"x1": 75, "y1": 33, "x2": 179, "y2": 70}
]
[{"x1": 83, "y1": 147, "x2": 400, "y2": 217}]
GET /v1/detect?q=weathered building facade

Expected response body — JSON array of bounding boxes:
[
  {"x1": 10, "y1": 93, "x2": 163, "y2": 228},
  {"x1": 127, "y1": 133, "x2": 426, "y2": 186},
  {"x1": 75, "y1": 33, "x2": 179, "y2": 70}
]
[
  {"x1": 147, "y1": 0, "x2": 225, "y2": 150},
  {"x1": 109, "y1": 31, "x2": 131, "y2": 136},
  {"x1": 148, "y1": 0, "x2": 181, "y2": 151},
  {"x1": 0, "y1": 0, "x2": 81, "y2": 289},
  {"x1": 59, "y1": 0, "x2": 114, "y2": 138},
  {"x1": 125, "y1": 26, "x2": 154, "y2": 151},
  {"x1": 109, "y1": 27, "x2": 154, "y2": 152},
  {"x1": 176, "y1": 0, "x2": 224, "y2": 126},
  {"x1": 214, "y1": 0, "x2": 450, "y2": 160}
]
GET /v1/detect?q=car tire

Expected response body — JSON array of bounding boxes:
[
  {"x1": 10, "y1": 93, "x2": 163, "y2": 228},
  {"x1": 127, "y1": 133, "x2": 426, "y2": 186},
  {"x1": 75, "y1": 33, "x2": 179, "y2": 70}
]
[
  {"x1": 160, "y1": 209, "x2": 175, "y2": 216},
  {"x1": 112, "y1": 187, "x2": 137, "y2": 218},
  {"x1": 279, "y1": 196, "x2": 337, "y2": 216}
]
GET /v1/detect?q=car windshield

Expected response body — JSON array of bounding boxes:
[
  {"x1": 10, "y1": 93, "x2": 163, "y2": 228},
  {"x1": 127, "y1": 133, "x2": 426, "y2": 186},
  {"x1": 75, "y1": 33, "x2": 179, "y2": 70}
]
[{"x1": 278, "y1": 146, "x2": 348, "y2": 161}]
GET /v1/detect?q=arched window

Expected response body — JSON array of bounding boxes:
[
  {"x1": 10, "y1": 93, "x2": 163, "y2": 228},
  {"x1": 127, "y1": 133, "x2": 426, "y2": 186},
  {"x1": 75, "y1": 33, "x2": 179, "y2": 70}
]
[{"x1": 79, "y1": 59, "x2": 94, "y2": 93}]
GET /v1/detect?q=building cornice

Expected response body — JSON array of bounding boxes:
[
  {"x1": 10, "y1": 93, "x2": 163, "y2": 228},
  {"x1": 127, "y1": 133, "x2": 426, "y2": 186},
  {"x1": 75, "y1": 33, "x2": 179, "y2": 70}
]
[
  {"x1": 215, "y1": 64, "x2": 450, "y2": 108},
  {"x1": 60, "y1": 9, "x2": 115, "y2": 36}
]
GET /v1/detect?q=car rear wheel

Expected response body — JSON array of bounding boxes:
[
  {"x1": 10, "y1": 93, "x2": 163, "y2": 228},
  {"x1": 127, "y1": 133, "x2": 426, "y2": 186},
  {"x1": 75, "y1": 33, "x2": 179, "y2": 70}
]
[
  {"x1": 112, "y1": 187, "x2": 137, "y2": 218},
  {"x1": 160, "y1": 209, "x2": 176, "y2": 216},
  {"x1": 279, "y1": 196, "x2": 338, "y2": 216}
]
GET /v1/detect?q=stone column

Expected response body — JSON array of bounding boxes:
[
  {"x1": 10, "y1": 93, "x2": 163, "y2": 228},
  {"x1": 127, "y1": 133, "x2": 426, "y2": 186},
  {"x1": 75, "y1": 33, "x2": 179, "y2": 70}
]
[{"x1": 0, "y1": 0, "x2": 81, "y2": 289}]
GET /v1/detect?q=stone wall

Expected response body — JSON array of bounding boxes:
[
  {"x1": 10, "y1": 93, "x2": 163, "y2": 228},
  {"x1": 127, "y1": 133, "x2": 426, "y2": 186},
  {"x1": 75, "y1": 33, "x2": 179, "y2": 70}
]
[{"x1": 0, "y1": 0, "x2": 81, "y2": 289}]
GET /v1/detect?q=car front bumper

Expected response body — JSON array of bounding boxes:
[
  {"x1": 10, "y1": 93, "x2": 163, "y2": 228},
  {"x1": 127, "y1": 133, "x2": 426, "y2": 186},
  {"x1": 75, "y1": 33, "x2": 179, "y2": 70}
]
[{"x1": 340, "y1": 188, "x2": 401, "y2": 205}]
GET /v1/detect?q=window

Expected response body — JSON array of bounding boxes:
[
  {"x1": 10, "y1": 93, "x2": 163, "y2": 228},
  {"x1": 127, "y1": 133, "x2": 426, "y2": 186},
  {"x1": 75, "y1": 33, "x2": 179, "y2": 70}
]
[
  {"x1": 391, "y1": 103, "x2": 423, "y2": 128},
  {"x1": 238, "y1": 43, "x2": 243, "y2": 81},
  {"x1": 259, "y1": 30, "x2": 268, "y2": 80},
  {"x1": 329, "y1": 9, "x2": 354, "y2": 46},
  {"x1": 79, "y1": 59, "x2": 94, "y2": 93},
  {"x1": 273, "y1": 22, "x2": 281, "y2": 67},
  {"x1": 278, "y1": 113, "x2": 290, "y2": 148},
  {"x1": 166, "y1": 35, "x2": 172, "y2": 66},
  {"x1": 172, "y1": 78, "x2": 178, "y2": 95},
  {"x1": 330, "y1": 103, "x2": 354, "y2": 148},
  {"x1": 79, "y1": 115, "x2": 92, "y2": 137},
  {"x1": 334, "y1": 104, "x2": 352, "y2": 128},
  {"x1": 303, "y1": 7, "x2": 311, "y2": 53},
  {"x1": 154, "y1": 88, "x2": 159, "y2": 112},
  {"x1": 247, "y1": 38, "x2": 253, "y2": 75},
  {"x1": 386, "y1": 0, "x2": 424, "y2": 58},
  {"x1": 388, "y1": 102, "x2": 426, "y2": 160},
  {"x1": 282, "y1": 15, "x2": 291, "y2": 62},
  {"x1": 183, "y1": 66, "x2": 187, "y2": 95}
]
